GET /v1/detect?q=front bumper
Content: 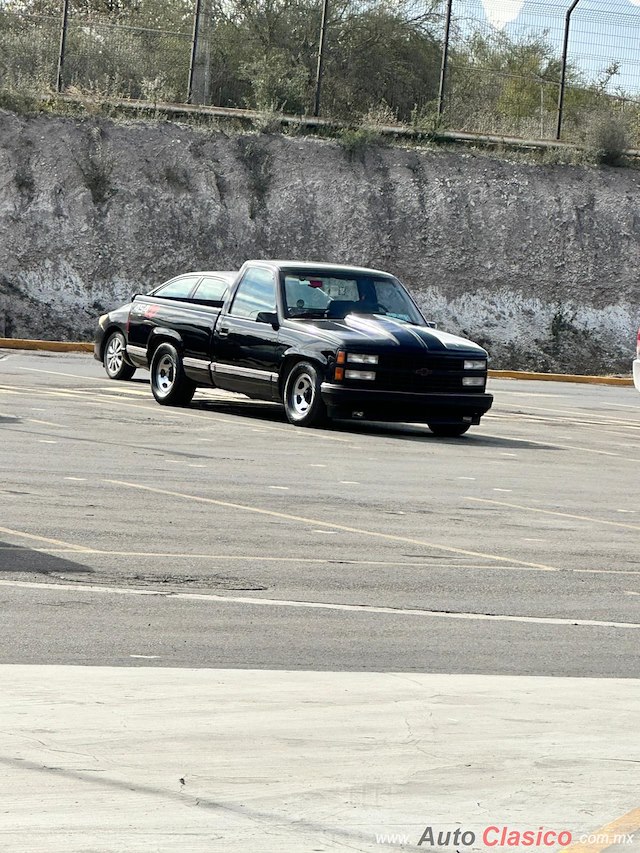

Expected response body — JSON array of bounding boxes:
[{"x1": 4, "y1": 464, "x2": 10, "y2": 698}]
[{"x1": 320, "y1": 383, "x2": 493, "y2": 424}]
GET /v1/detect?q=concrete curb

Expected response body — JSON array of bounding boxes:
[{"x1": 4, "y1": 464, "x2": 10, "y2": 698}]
[
  {"x1": 488, "y1": 369, "x2": 634, "y2": 386},
  {"x1": 0, "y1": 339, "x2": 634, "y2": 385},
  {"x1": 0, "y1": 338, "x2": 93, "y2": 353}
]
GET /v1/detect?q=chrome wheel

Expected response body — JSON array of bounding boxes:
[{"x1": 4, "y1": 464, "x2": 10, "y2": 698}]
[
  {"x1": 103, "y1": 331, "x2": 135, "y2": 380},
  {"x1": 289, "y1": 372, "x2": 314, "y2": 418},
  {"x1": 105, "y1": 335, "x2": 124, "y2": 376},
  {"x1": 154, "y1": 353, "x2": 176, "y2": 398},
  {"x1": 150, "y1": 343, "x2": 196, "y2": 407},
  {"x1": 283, "y1": 361, "x2": 327, "y2": 427}
]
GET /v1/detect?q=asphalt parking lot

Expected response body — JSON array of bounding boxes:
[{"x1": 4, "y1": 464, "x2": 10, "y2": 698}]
[
  {"x1": 0, "y1": 349, "x2": 639, "y2": 676},
  {"x1": 1, "y1": 349, "x2": 640, "y2": 853}
]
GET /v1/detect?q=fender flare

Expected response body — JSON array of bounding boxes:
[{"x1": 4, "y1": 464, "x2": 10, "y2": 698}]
[
  {"x1": 100, "y1": 325, "x2": 133, "y2": 363},
  {"x1": 278, "y1": 348, "x2": 332, "y2": 394},
  {"x1": 147, "y1": 326, "x2": 184, "y2": 358}
]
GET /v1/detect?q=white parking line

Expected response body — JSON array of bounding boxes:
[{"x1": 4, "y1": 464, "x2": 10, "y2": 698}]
[
  {"x1": 16, "y1": 366, "x2": 107, "y2": 381},
  {"x1": 0, "y1": 578, "x2": 638, "y2": 629},
  {"x1": 29, "y1": 418, "x2": 64, "y2": 427},
  {"x1": 104, "y1": 479, "x2": 560, "y2": 572},
  {"x1": 467, "y1": 497, "x2": 640, "y2": 531},
  {"x1": 477, "y1": 432, "x2": 640, "y2": 463},
  {"x1": 0, "y1": 412, "x2": 63, "y2": 427},
  {"x1": 0, "y1": 525, "x2": 94, "y2": 552},
  {"x1": 4, "y1": 381, "x2": 356, "y2": 444}
]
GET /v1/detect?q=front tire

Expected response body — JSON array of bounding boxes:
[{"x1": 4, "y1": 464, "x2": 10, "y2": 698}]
[
  {"x1": 103, "y1": 331, "x2": 135, "y2": 380},
  {"x1": 428, "y1": 423, "x2": 471, "y2": 437},
  {"x1": 150, "y1": 343, "x2": 196, "y2": 406},
  {"x1": 283, "y1": 361, "x2": 328, "y2": 427}
]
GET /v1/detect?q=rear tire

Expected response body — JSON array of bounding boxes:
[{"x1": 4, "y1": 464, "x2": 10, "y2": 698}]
[
  {"x1": 150, "y1": 343, "x2": 196, "y2": 406},
  {"x1": 428, "y1": 423, "x2": 471, "y2": 437},
  {"x1": 103, "y1": 331, "x2": 135, "y2": 380},
  {"x1": 283, "y1": 361, "x2": 328, "y2": 427}
]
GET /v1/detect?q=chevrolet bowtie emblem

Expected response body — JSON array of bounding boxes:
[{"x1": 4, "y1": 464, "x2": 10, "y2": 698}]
[{"x1": 414, "y1": 367, "x2": 432, "y2": 376}]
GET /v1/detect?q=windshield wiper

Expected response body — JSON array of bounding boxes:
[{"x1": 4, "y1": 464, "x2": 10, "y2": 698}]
[{"x1": 287, "y1": 309, "x2": 327, "y2": 319}]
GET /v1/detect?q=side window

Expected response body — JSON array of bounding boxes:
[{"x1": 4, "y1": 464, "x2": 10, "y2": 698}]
[
  {"x1": 229, "y1": 268, "x2": 276, "y2": 319},
  {"x1": 152, "y1": 276, "x2": 200, "y2": 299},
  {"x1": 193, "y1": 277, "x2": 229, "y2": 303}
]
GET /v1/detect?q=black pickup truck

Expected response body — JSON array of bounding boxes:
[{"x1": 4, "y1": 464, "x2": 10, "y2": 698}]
[{"x1": 95, "y1": 260, "x2": 493, "y2": 435}]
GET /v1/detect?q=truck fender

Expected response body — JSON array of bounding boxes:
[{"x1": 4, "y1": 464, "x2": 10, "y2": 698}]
[
  {"x1": 278, "y1": 349, "x2": 331, "y2": 394},
  {"x1": 148, "y1": 326, "x2": 184, "y2": 357}
]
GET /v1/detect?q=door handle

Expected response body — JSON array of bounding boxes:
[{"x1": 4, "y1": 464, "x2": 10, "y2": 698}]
[{"x1": 218, "y1": 327, "x2": 230, "y2": 337}]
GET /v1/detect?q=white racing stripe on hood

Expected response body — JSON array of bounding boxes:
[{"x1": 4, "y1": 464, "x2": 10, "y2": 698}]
[
  {"x1": 344, "y1": 314, "x2": 421, "y2": 344},
  {"x1": 284, "y1": 323, "x2": 345, "y2": 345}
]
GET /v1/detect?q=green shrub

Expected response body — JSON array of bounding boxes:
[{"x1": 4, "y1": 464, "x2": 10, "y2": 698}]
[
  {"x1": 583, "y1": 111, "x2": 629, "y2": 166},
  {"x1": 338, "y1": 126, "x2": 384, "y2": 160}
]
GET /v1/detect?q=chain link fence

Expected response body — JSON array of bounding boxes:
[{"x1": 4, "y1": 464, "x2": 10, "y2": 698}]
[
  {"x1": 442, "y1": 0, "x2": 640, "y2": 141},
  {"x1": 1, "y1": 0, "x2": 639, "y2": 145}
]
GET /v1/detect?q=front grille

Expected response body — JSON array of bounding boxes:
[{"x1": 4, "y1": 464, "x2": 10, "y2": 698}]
[{"x1": 373, "y1": 354, "x2": 482, "y2": 393}]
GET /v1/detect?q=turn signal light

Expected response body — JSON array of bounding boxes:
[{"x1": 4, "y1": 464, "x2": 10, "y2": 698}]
[
  {"x1": 336, "y1": 350, "x2": 346, "y2": 365},
  {"x1": 335, "y1": 367, "x2": 344, "y2": 380}
]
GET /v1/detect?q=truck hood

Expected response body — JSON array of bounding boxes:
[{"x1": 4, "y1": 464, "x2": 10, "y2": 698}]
[{"x1": 289, "y1": 314, "x2": 487, "y2": 355}]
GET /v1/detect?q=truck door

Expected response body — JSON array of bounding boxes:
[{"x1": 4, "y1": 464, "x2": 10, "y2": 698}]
[{"x1": 212, "y1": 266, "x2": 280, "y2": 400}]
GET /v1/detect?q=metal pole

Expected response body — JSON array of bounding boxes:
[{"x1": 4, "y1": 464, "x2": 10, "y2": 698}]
[
  {"x1": 555, "y1": 0, "x2": 580, "y2": 140},
  {"x1": 437, "y1": 0, "x2": 454, "y2": 118},
  {"x1": 56, "y1": 0, "x2": 70, "y2": 94},
  {"x1": 313, "y1": 0, "x2": 329, "y2": 117},
  {"x1": 187, "y1": 0, "x2": 203, "y2": 104}
]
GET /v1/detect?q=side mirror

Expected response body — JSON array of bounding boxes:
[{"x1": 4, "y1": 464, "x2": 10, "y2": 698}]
[{"x1": 256, "y1": 311, "x2": 279, "y2": 327}]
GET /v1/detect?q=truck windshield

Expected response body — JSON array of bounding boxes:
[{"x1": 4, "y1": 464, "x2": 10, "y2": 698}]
[{"x1": 282, "y1": 272, "x2": 425, "y2": 324}]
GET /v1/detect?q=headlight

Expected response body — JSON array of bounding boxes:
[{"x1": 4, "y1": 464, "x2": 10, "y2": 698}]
[
  {"x1": 464, "y1": 359, "x2": 486, "y2": 371},
  {"x1": 345, "y1": 369, "x2": 376, "y2": 381},
  {"x1": 347, "y1": 353, "x2": 379, "y2": 365},
  {"x1": 98, "y1": 314, "x2": 108, "y2": 329},
  {"x1": 462, "y1": 376, "x2": 485, "y2": 387}
]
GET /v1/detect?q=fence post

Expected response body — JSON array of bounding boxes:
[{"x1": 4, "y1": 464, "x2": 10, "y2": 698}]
[
  {"x1": 187, "y1": 0, "x2": 203, "y2": 104},
  {"x1": 314, "y1": 0, "x2": 329, "y2": 117},
  {"x1": 555, "y1": 0, "x2": 580, "y2": 140},
  {"x1": 56, "y1": 0, "x2": 70, "y2": 94},
  {"x1": 437, "y1": 0, "x2": 454, "y2": 118}
]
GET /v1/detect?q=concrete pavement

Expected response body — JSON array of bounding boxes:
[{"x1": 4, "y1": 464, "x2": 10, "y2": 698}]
[{"x1": 2, "y1": 667, "x2": 640, "y2": 852}]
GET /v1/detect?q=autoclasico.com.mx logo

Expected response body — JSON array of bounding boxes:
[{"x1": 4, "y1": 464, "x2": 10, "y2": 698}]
[
  {"x1": 418, "y1": 826, "x2": 572, "y2": 846},
  {"x1": 375, "y1": 825, "x2": 637, "y2": 848},
  {"x1": 418, "y1": 826, "x2": 634, "y2": 847}
]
